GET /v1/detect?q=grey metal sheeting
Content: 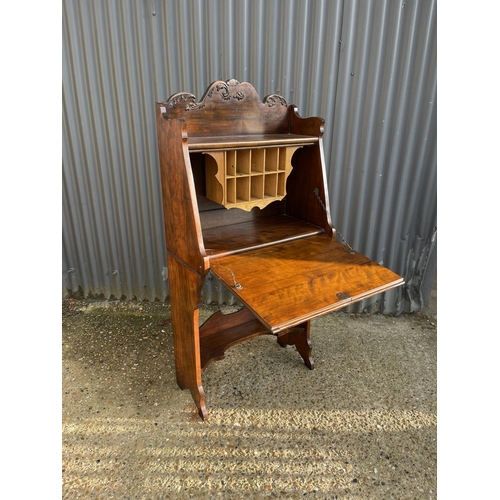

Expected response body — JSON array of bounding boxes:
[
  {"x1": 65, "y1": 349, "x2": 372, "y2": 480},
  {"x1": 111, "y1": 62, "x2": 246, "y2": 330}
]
[{"x1": 62, "y1": 0, "x2": 437, "y2": 314}]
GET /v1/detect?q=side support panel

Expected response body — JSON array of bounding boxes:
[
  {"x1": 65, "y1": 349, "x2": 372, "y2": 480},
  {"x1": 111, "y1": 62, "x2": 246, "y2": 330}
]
[
  {"x1": 167, "y1": 254, "x2": 207, "y2": 420},
  {"x1": 156, "y1": 104, "x2": 208, "y2": 273},
  {"x1": 287, "y1": 107, "x2": 334, "y2": 237}
]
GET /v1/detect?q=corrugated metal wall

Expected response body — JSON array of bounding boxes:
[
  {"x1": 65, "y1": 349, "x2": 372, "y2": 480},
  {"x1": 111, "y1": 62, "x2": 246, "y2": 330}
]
[{"x1": 62, "y1": 0, "x2": 436, "y2": 313}]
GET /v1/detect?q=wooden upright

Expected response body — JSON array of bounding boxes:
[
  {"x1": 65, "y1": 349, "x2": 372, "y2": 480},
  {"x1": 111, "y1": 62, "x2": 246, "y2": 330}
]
[{"x1": 156, "y1": 79, "x2": 403, "y2": 420}]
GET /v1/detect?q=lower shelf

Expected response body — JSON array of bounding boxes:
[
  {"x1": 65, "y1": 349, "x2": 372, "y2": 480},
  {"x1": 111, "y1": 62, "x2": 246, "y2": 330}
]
[
  {"x1": 199, "y1": 308, "x2": 270, "y2": 370},
  {"x1": 198, "y1": 306, "x2": 314, "y2": 371}
]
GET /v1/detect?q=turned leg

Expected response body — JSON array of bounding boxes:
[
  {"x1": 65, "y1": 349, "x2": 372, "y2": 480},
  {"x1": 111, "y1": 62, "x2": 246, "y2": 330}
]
[
  {"x1": 167, "y1": 254, "x2": 208, "y2": 420},
  {"x1": 277, "y1": 321, "x2": 314, "y2": 370}
]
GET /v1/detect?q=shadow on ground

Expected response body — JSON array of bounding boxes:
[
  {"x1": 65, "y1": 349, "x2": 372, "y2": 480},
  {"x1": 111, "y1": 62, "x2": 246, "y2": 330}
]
[{"x1": 62, "y1": 296, "x2": 436, "y2": 499}]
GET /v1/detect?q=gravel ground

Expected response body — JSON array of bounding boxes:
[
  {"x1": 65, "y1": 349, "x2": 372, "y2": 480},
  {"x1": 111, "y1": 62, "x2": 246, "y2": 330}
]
[{"x1": 62, "y1": 297, "x2": 436, "y2": 499}]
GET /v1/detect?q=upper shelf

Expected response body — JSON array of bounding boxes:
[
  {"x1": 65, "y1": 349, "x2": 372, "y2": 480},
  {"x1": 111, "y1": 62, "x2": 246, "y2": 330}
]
[{"x1": 188, "y1": 134, "x2": 318, "y2": 152}]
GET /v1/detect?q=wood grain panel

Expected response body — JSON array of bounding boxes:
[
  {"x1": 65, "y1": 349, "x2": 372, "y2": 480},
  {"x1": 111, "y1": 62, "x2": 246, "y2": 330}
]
[{"x1": 210, "y1": 235, "x2": 404, "y2": 332}]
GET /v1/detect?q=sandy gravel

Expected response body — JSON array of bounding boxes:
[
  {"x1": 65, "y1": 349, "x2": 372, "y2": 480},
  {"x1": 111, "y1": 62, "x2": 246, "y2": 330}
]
[{"x1": 62, "y1": 298, "x2": 436, "y2": 499}]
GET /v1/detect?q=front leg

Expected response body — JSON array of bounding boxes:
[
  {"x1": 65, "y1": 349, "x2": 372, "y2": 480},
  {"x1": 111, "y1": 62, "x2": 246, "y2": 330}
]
[
  {"x1": 277, "y1": 321, "x2": 314, "y2": 370},
  {"x1": 167, "y1": 254, "x2": 208, "y2": 420}
]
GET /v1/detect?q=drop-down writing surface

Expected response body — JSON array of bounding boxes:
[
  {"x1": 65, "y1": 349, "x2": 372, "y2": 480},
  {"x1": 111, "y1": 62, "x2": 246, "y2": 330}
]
[{"x1": 210, "y1": 234, "x2": 404, "y2": 333}]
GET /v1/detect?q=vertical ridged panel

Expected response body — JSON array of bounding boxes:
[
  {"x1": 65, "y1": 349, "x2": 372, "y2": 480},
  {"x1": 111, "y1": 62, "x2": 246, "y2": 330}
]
[
  {"x1": 63, "y1": 0, "x2": 436, "y2": 313},
  {"x1": 328, "y1": 0, "x2": 437, "y2": 312},
  {"x1": 63, "y1": 0, "x2": 166, "y2": 300}
]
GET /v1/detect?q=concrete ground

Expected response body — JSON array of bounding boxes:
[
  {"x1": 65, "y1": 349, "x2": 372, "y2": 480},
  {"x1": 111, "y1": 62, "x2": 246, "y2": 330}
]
[{"x1": 62, "y1": 286, "x2": 436, "y2": 499}]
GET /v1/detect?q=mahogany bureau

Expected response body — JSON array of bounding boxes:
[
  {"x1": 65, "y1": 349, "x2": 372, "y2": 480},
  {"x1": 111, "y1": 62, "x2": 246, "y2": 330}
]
[{"x1": 155, "y1": 79, "x2": 404, "y2": 420}]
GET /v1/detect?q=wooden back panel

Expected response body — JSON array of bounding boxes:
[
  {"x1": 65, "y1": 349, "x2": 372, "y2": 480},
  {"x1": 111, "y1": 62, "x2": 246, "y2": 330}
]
[{"x1": 160, "y1": 79, "x2": 290, "y2": 137}]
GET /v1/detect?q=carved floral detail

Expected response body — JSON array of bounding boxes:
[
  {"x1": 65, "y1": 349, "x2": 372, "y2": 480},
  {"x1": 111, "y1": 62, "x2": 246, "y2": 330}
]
[
  {"x1": 166, "y1": 92, "x2": 206, "y2": 111},
  {"x1": 166, "y1": 80, "x2": 246, "y2": 111},
  {"x1": 166, "y1": 80, "x2": 283, "y2": 112},
  {"x1": 265, "y1": 94, "x2": 287, "y2": 107},
  {"x1": 185, "y1": 101, "x2": 206, "y2": 111},
  {"x1": 206, "y1": 79, "x2": 245, "y2": 103}
]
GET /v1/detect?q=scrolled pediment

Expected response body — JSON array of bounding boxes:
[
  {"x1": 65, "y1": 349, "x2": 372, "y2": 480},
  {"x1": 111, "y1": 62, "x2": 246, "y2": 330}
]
[{"x1": 160, "y1": 79, "x2": 290, "y2": 136}]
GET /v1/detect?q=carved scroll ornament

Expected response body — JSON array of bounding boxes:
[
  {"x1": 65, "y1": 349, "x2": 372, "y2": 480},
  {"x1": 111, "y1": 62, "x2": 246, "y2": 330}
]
[
  {"x1": 164, "y1": 79, "x2": 289, "y2": 115},
  {"x1": 264, "y1": 94, "x2": 287, "y2": 107},
  {"x1": 166, "y1": 79, "x2": 247, "y2": 112}
]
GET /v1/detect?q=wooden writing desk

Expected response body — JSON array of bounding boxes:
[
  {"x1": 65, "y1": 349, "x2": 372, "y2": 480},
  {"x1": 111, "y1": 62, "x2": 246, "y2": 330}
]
[{"x1": 156, "y1": 79, "x2": 404, "y2": 420}]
